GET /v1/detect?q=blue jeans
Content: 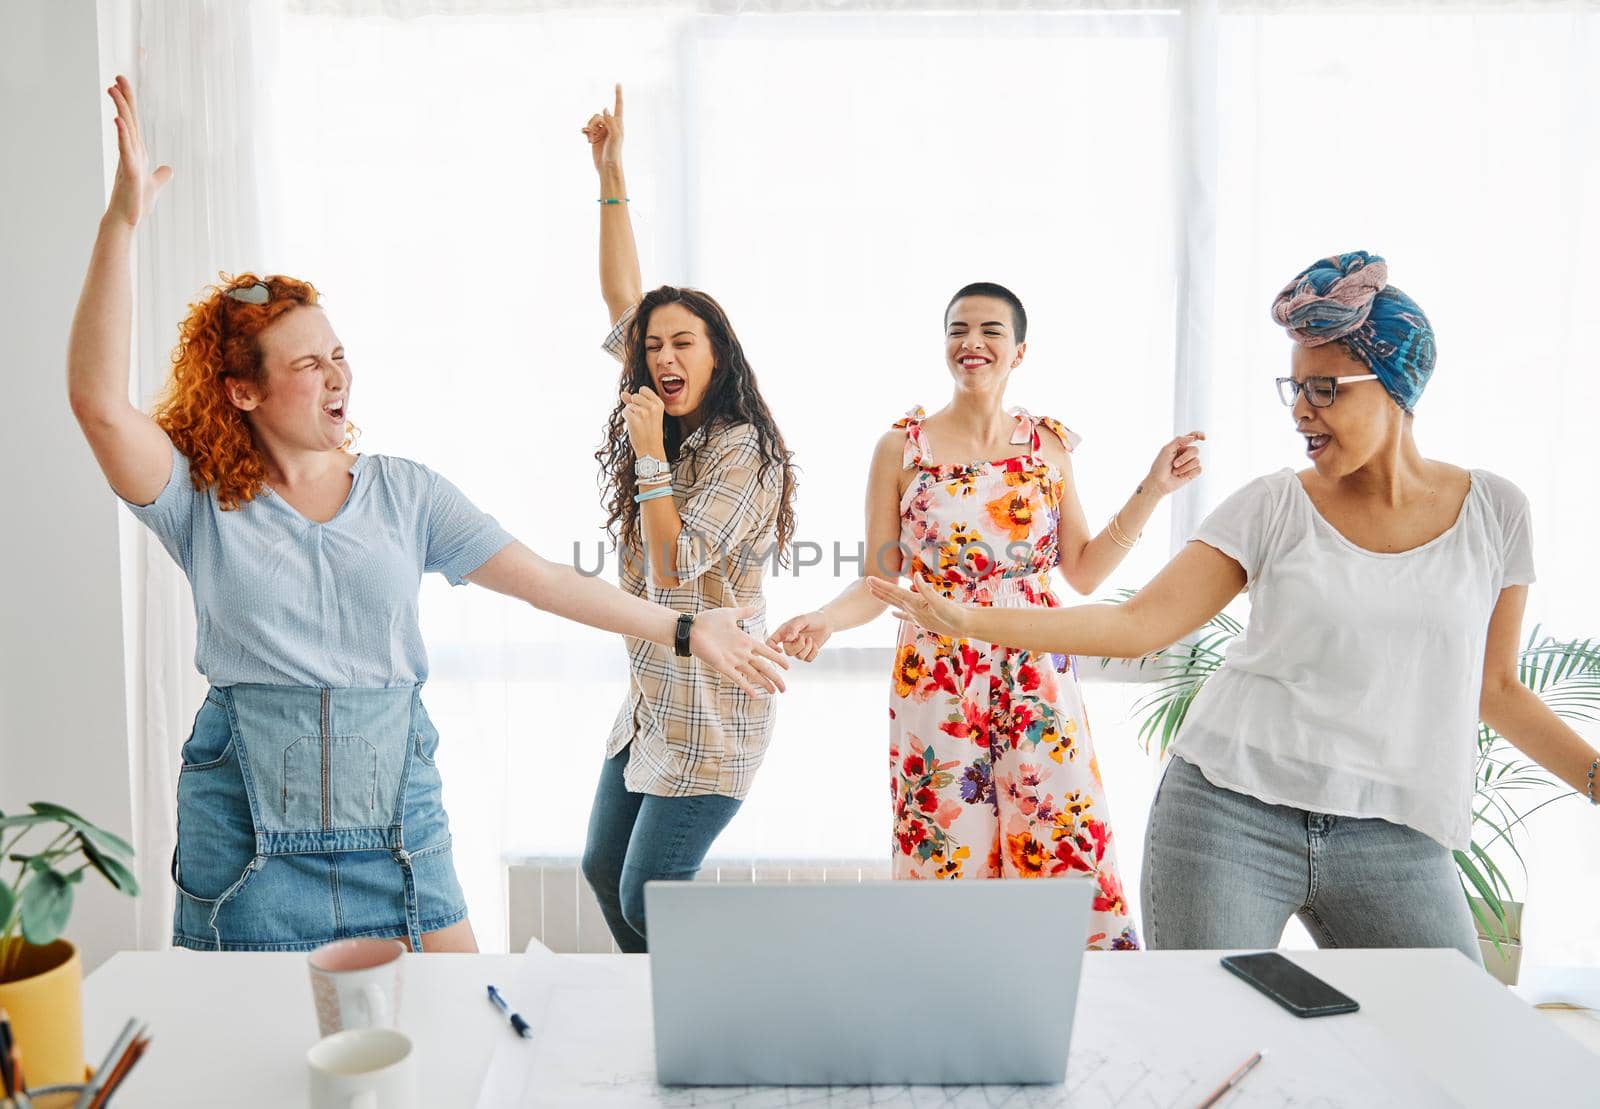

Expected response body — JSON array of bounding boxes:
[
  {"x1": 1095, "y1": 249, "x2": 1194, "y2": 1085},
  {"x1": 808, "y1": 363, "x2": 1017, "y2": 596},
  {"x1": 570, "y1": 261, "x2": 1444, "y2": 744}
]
[
  {"x1": 580, "y1": 745, "x2": 743, "y2": 953},
  {"x1": 1142, "y1": 757, "x2": 1479, "y2": 961}
]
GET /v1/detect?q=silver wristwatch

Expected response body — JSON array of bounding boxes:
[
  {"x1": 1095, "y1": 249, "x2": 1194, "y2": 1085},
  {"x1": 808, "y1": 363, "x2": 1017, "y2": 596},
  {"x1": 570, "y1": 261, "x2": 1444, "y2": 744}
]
[{"x1": 635, "y1": 456, "x2": 671, "y2": 482}]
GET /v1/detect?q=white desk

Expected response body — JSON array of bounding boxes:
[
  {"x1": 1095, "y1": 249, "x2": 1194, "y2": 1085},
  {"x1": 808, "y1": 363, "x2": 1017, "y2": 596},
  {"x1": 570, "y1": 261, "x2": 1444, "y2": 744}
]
[{"x1": 82, "y1": 949, "x2": 1595, "y2": 1107}]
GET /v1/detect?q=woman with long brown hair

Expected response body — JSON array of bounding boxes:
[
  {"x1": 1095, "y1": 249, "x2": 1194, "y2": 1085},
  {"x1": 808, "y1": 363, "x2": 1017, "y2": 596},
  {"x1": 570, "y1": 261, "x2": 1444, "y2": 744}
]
[{"x1": 579, "y1": 87, "x2": 798, "y2": 951}]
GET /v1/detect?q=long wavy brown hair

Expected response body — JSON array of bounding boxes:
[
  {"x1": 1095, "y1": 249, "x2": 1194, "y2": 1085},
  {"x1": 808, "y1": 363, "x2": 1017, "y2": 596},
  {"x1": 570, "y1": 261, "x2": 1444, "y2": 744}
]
[
  {"x1": 596, "y1": 286, "x2": 797, "y2": 564},
  {"x1": 152, "y1": 273, "x2": 356, "y2": 510}
]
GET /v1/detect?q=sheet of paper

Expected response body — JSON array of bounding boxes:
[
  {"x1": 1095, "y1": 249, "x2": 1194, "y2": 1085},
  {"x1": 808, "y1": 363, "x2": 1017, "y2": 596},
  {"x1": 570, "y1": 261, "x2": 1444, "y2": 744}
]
[
  {"x1": 476, "y1": 951, "x2": 1450, "y2": 1108},
  {"x1": 1064, "y1": 962, "x2": 1450, "y2": 1109}
]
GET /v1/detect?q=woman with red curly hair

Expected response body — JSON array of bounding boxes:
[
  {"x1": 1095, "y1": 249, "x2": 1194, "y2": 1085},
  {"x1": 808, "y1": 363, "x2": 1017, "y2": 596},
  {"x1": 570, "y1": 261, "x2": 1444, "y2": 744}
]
[{"x1": 66, "y1": 76, "x2": 787, "y2": 953}]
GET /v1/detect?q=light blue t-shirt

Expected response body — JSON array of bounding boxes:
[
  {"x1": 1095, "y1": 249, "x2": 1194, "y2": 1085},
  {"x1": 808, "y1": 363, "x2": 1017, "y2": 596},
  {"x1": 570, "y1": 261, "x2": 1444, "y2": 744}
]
[{"x1": 125, "y1": 442, "x2": 514, "y2": 688}]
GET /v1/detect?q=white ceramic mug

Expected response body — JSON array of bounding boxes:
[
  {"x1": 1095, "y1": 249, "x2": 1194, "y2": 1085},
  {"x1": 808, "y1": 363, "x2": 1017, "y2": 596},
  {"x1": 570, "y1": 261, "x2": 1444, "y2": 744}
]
[
  {"x1": 308, "y1": 937, "x2": 404, "y2": 1037},
  {"x1": 307, "y1": 1027, "x2": 418, "y2": 1109}
]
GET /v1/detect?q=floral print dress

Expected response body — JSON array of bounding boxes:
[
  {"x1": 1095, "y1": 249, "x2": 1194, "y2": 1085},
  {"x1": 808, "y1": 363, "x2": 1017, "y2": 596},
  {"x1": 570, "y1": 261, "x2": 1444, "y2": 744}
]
[{"x1": 888, "y1": 406, "x2": 1139, "y2": 950}]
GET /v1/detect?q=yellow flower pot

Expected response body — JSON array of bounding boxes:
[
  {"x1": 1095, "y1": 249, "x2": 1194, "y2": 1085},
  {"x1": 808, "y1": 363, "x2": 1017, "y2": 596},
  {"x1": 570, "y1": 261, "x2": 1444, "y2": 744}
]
[{"x1": 0, "y1": 938, "x2": 84, "y2": 1090}]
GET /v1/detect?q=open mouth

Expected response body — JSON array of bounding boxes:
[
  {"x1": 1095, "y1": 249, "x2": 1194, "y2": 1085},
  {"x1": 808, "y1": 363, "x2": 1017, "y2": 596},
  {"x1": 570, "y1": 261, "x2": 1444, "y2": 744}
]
[
  {"x1": 1305, "y1": 433, "x2": 1331, "y2": 458},
  {"x1": 323, "y1": 397, "x2": 347, "y2": 422},
  {"x1": 958, "y1": 356, "x2": 990, "y2": 371},
  {"x1": 658, "y1": 374, "x2": 686, "y2": 401}
]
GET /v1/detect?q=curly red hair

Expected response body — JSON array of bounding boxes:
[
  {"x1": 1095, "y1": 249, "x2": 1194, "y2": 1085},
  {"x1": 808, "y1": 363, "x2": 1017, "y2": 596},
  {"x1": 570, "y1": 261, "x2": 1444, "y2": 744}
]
[{"x1": 152, "y1": 273, "x2": 355, "y2": 510}]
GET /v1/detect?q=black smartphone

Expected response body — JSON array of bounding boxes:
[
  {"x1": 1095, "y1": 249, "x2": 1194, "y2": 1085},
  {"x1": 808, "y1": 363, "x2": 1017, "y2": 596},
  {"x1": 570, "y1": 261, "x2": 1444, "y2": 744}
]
[{"x1": 1220, "y1": 952, "x2": 1360, "y2": 1018}]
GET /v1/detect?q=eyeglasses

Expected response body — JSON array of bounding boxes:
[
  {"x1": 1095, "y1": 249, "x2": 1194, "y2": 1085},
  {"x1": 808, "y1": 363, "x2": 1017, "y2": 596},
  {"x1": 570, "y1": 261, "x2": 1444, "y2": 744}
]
[{"x1": 1275, "y1": 373, "x2": 1379, "y2": 408}]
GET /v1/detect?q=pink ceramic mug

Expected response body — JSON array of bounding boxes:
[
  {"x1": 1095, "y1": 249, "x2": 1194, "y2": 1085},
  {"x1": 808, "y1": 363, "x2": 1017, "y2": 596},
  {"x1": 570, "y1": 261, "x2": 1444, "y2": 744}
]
[{"x1": 308, "y1": 938, "x2": 404, "y2": 1038}]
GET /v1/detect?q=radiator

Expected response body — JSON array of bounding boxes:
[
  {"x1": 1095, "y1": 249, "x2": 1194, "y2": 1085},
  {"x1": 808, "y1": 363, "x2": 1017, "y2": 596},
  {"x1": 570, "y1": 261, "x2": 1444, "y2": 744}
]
[{"x1": 506, "y1": 857, "x2": 892, "y2": 954}]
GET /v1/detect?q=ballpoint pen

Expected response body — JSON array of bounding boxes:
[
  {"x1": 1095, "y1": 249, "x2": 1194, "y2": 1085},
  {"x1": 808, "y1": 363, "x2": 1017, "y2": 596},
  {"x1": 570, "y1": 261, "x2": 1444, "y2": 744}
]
[{"x1": 486, "y1": 985, "x2": 532, "y2": 1039}]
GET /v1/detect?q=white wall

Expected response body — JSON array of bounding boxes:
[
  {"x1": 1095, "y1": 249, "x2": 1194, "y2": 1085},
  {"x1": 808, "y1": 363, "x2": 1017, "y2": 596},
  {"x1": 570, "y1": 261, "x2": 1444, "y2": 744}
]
[{"x1": 0, "y1": 0, "x2": 136, "y2": 971}]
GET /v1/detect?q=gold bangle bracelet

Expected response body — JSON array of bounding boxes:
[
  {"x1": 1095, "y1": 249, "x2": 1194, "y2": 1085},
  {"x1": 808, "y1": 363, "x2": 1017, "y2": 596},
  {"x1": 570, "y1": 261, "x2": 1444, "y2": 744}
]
[{"x1": 1107, "y1": 512, "x2": 1139, "y2": 550}]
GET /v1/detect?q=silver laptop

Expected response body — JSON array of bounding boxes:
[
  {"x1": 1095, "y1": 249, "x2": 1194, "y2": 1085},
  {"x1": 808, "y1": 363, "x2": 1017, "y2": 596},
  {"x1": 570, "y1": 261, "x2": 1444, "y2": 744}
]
[{"x1": 645, "y1": 878, "x2": 1094, "y2": 1086}]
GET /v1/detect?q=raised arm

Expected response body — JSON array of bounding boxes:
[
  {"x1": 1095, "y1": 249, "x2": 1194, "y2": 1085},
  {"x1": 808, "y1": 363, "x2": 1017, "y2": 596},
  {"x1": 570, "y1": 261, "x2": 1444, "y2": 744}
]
[
  {"x1": 769, "y1": 430, "x2": 905, "y2": 660},
  {"x1": 465, "y1": 541, "x2": 789, "y2": 698},
  {"x1": 67, "y1": 75, "x2": 175, "y2": 506},
  {"x1": 870, "y1": 539, "x2": 1245, "y2": 659},
  {"x1": 583, "y1": 84, "x2": 642, "y2": 325},
  {"x1": 1053, "y1": 430, "x2": 1205, "y2": 595}
]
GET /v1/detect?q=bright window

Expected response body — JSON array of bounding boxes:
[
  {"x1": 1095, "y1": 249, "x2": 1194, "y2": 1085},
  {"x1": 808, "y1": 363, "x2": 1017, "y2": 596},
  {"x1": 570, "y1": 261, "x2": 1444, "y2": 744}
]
[{"x1": 270, "y1": 2, "x2": 1600, "y2": 963}]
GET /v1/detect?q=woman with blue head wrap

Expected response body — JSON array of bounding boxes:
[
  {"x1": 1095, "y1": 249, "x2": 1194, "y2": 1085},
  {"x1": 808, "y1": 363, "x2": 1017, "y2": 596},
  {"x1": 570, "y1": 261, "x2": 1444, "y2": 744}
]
[
  {"x1": 1262, "y1": 250, "x2": 1445, "y2": 475},
  {"x1": 869, "y1": 252, "x2": 1600, "y2": 961},
  {"x1": 1270, "y1": 251, "x2": 1435, "y2": 414}
]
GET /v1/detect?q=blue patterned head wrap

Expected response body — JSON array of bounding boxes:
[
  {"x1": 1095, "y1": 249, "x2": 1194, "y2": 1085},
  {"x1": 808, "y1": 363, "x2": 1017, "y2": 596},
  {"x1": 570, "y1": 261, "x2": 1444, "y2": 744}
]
[{"x1": 1271, "y1": 251, "x2": 1436, "y2": 413}]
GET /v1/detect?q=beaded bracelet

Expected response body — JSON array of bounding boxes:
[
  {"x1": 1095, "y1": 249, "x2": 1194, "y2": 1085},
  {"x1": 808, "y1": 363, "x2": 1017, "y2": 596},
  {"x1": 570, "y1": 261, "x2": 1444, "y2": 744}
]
[
  {"x1": 634, "y1": 485, "x2": 673, "y2": 504},
  {"x1": 1587, "y1": 755, "x2": 1599, "y2": 805},
  {"x1": 599, "y1": 197, "x2": 630, "y2": 205}
]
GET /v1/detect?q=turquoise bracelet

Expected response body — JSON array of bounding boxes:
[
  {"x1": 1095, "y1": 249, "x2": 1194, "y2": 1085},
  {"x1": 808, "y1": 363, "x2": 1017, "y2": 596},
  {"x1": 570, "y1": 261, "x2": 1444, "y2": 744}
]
[
  {"x1": 599, "y1": 197, "x2": 630, "y2": 205},
  {"x1": 634, "y1": 485, "x2": 673, "y2": 504}
]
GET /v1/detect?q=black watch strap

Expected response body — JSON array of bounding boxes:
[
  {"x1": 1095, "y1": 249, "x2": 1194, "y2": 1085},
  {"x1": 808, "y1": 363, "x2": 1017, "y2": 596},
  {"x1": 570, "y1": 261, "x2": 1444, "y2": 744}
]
[{"x1": 674, "y1": 612, "x2": 695, "y2": 658}]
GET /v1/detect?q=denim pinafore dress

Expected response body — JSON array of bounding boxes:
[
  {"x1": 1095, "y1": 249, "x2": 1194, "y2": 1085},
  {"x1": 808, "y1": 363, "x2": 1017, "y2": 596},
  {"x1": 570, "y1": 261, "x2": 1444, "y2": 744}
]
[
  {"x1": 126, "y1": 447, "x2": 509, "y2": 952},
  {"x1": 173, "y1": 684, "x2": 463, "y2": 951}
]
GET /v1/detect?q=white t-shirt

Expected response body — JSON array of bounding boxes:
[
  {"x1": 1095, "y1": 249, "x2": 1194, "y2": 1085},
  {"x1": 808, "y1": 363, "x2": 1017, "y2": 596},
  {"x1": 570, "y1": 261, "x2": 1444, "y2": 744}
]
[{"x1": 1173, "y1": 468, "x2": 1535, "y2": 850}]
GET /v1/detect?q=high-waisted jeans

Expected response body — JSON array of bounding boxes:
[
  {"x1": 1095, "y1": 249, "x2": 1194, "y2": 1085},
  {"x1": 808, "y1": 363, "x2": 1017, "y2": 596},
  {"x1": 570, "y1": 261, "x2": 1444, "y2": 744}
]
[
  {"x1": 1141, "y1": 756, "x2": 1479, "y2": 961},
  {"x1": 580, "y1": 744, "x2": 742, "y2": 953}
]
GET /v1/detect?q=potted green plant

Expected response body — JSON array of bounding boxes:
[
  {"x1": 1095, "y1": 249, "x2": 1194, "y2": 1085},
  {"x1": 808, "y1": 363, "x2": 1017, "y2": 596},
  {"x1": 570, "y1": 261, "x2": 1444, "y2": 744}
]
[
  {"x1": 1111, "y1": 597, "x2": 1600, "y2": 986},
  {"x1": 0, "y1": 802, "x2": 139, "y2": 1087}
]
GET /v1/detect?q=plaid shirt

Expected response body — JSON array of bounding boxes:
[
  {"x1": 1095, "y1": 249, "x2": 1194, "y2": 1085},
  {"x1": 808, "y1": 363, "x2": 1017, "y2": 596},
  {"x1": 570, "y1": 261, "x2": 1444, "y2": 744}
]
[
  {"x1": 602, "y1": 305, "x2": 781, "y2": 799},
  {"x1": 600, "y1": 306, "x2": 633, "y2": 362}
]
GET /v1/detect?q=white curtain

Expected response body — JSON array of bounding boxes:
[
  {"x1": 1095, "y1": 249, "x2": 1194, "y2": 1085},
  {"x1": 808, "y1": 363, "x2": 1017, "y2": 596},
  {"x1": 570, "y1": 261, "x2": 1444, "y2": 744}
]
[
  {"x1": 127, "y1": 0, "x2": 1600, "y2": 964},
  {"x1": 125, "y1": 0, "x2": 288, "y2": 949}
]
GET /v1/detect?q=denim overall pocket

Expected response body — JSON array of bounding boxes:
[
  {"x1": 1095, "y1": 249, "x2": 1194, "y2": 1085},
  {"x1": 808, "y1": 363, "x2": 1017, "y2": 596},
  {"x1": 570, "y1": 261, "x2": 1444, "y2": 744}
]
[{"x1": 172, "y1": 695, "x2": 262, "y2": 944}]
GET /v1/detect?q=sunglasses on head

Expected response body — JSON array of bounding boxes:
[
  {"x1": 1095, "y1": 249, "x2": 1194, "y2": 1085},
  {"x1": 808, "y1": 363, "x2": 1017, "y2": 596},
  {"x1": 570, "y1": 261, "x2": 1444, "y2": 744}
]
[{"x1": 224, "y1": 282, "x2": 270, "y2": 305}]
